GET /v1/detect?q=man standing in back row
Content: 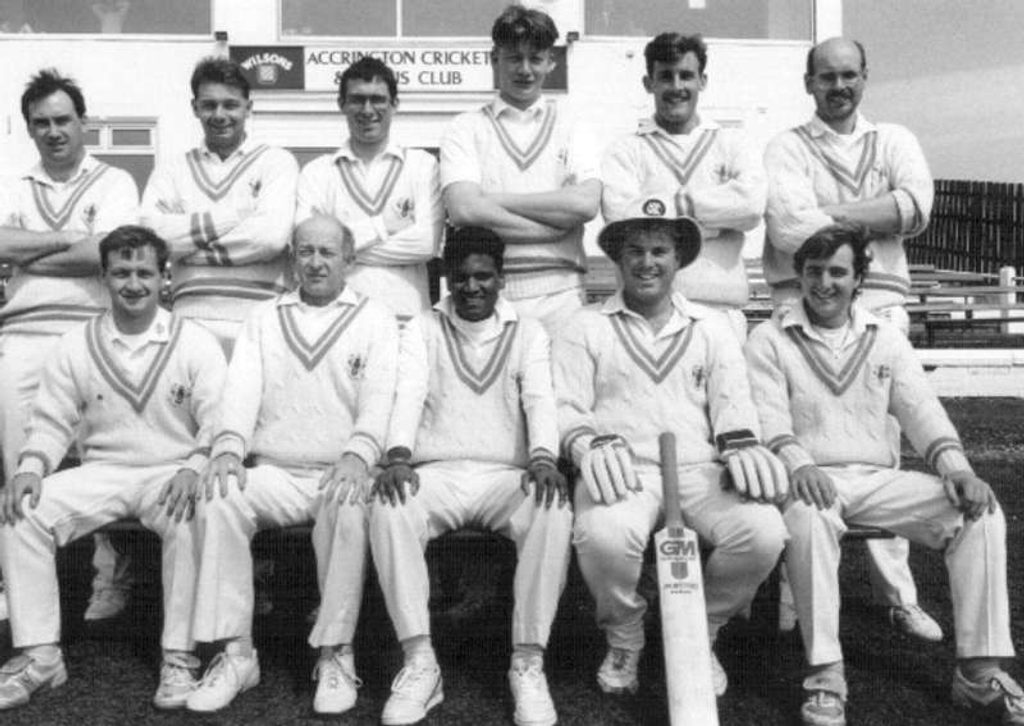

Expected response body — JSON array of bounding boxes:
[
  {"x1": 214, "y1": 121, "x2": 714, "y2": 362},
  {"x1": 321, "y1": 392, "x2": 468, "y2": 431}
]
[
  {"x1": 602, "y1": 32, "x2": 766, "y2": 340},
  {"x1": 441, "y1": 3, "x2": 601, "y2": 333},
  {"x1": 763, "y1": 37, "x2": 940, "y2": 641}
]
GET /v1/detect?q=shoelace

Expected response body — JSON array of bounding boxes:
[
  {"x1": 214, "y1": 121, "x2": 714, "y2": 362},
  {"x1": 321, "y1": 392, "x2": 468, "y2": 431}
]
[
  {"x1": 394, "y1": 662, "x2": 435, "y2": 692},
  {"x1": 161, "y1": 663, "x2": 195, "y2": 687},
  {"x1": 316, "y1": 655, "x2": 362, "y2": 690}
]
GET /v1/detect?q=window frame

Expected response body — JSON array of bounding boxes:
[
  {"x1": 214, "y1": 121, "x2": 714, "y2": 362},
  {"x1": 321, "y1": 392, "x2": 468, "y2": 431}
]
[{"x1": 0, "y1": 1, "x2": 214, "y2": 40}]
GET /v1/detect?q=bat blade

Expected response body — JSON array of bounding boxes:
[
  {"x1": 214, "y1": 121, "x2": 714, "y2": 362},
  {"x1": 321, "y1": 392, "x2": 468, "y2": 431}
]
[{"x1": 657, "y1": 432, "x2": 719, "y2": 726}]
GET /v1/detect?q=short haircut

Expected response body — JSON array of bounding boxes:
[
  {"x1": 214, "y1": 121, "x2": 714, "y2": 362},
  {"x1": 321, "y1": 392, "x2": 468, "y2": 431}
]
[
  {"x1": 443, "y1": 227, "x2": 505, "y2": 275},
  {"x1": 491, "y1": 4, "x2": 558, "y2": 51},
  {"x1": 338, "y1": 57, "x2": 399, "y2": 104},
  {"x1": 644, "y1": 32, "x2": 708, "y2": 76},
  {"x1": 21, "y1": 69, "x2": 86, "y2": 124},
  {"x1": 292, "y1": 215, "x2": 356, "y2": 262},
  {"x1": 805, "y1": 39, "x2": 867, "y2": 77},
  {"x1": 99, "y1": 225, "x2": 169, "y2": 273},
  {"x1": 190, "y1": 57, "x2": 250, "y2": 99},
  {"x1": 793, "y1": 223, "x2": 871, "y2": 280}
]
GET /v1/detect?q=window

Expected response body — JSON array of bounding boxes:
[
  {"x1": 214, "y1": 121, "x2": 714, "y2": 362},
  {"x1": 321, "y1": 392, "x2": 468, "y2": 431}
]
[
  {"x1": 86, "y1": 119, "x2": 156, "y2": 193},
  {"x1": 0, "y1": 0, "x2": 211, "y2": 35},
  {"x1": 280, "y1": 0, "x2": 507, "y2": 38},
  {"x1": 585, "y1": 0, "x2": 812, "y2": 40}
]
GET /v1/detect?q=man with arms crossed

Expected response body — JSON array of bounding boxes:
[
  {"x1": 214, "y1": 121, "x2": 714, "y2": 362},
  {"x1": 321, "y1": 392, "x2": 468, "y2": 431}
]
[
  {"x1": 141, "y1": 56, "x2": 298, "y2": 356},
  {"x1": 369, "y1": 227, "x2": 571, "y2": 726},
  {"x1": 0, "y1": 225, "x2": 225, "y2": 710},
  {"x1": 0, "y1": 69, "x2": 139, "y2": 623},
  {"x1": 553, "y1": 210, "x2": 788, "y2": 696},
  {"x1": 187, "y1": 215, "x2": 398, "y2": 715},
  {"x1": 745, "y1": 224, "x2": 1022, "y2": 726},
  {"x1": 441, "y1": 4, "x2": 601, "y2": 333},
  {"x1": 602, "y1": 32, "x2": 766, "y2": 339},
  {"x1": 763, "y1": 36, "x2": 940, "y2": 640}
]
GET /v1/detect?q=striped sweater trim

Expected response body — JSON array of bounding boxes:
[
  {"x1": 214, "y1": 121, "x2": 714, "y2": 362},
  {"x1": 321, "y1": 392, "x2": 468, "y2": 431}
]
[
  {"x1": 277, "y1": 297, "x2": 367, "y2": 371},
  {"x1": 502, "y1": 256, "x2": 586, "y2": 275},
  {"x1": 185, "y1": 145, "x2": 269, "y2": 202},
  {"x1": 640, "y1": 129, "x2": 718, "y2": 188},
  {"x1": 924, "y1": 436, "x2": 964, "y2": 470},
  {"x1": 437, "y1": 312, "x2": 518, "y2": 395},
  {"x1": 336, "y1": 156, "x2": 404, "y2": 217},
  {"x1": 347, "y1": 431, "x2": 383, "y2": 460},
  {"x1": 213, "y1": 430, "x2": 248, "y2": 450},
  {"x1": 785, "y1": 325, "x2": 878, "y2": 396},
  {"x1": 794, "y1": 126, "x2": 878, "y2": 196},
  {"x1": 171, "y1": 278, "x2": 290, "y2": 303},
  {"x1": 185, "y1": 446, "x2": 212, "y2": 458},
  {"x1": 862, "y1": 271, "x2": 910, "y2": 297},
  {"x1": 0, "y1": 304, "x2": 104, "y2": 327},
  {"x1": 189, "y1": 211, "x2": 230, "y2": 265},
  {"x1": 609, "y1": 315, "x2": 694, "y2": 385},
  {"x1": 563, "y1": 425, "x2": 597, "y2": 458},
  {"x1": 529, "y1": 448, "x2": 559, "y2": 468},
  {"x1": 84, "y1": 315, "x2": 183, "y2": 414},
  {"x1": 30, "y1": 163, "x2": 110, "y2": 231},
  {"x1": 767, "y1": 433, "x2": 801, "y2": 454},
  {"x1": 483, "y1": 101, "x2": 557, "y2": 172}
]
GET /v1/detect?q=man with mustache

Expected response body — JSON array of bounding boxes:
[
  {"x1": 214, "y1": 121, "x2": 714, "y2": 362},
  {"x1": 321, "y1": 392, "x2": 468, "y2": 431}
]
[
  {"x1": 601, "y1": 32, "x2": 766, "y2": 341},
  {"x1": 0, "y1": 68, "x2": 139, "y2": 625},
  {"x1": 762, "y1": 36, "x2": 939, "y2": 642}
]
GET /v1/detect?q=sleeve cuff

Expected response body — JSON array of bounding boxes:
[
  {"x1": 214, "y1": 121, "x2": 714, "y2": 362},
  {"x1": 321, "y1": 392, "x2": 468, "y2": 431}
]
[
  {"x1": 182, "y1": 449, "x2": 210, "y2": 474},
  {"x1": 934, "y1": 448, "x2": 974, "y2": 478},
  {"x1": 562, "y1": 426, "x2": 597, "y2": 467},
  {"x1": 344, "y1": 431, "x2": 383, "y2": 469},
  {"x1": 715, "y1": 429, "x2": 759, "y2": 454},
  {"x1": 211, "y1": 431, "x2": 246, "y2": 461},
  {"x1": 16, "y1": 452, "x2": 49, "y2": 478},
  {"x1": 777, "y1": 443, "x2": 816, "y2": 474},
  {"x1": 892, "y1": 189, "x2": 923, "y2": 234}
]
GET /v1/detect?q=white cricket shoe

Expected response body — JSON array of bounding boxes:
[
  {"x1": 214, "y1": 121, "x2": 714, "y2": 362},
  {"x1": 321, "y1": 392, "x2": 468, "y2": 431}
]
[
  {"x1": 186, "y1": 644, "x2": 260, "y2": 712},
  {"x1": 381, "y1": 656, "x2": 443, "y2": 725},
  {"x1": 313, "y1": 650, "x2": 360, "y2": 715},
  {"x1": 597, "y1": 647, "x2": 640, "y2": 695},
  {"x1": 508, "y1": 659, "x2": 556, "y2": 726},
  {"x1": 153, "y1": 653, "x2": 199, "y2": 709},
  {"x1": 0, "y1": 651, "x2": 67, "y2": 710},
  {"x1": 801, "y1": 689, "x2": 846, "y2": 726},
  {"x1": 952, "y1": 667, "x2": 1024, "y2": 725},
  {"x1": 84, "y1": 586, "x2": 129, "y2": 622},
  {"x1": 889, "y1": 604, "x2": 943, "y2": 642}
]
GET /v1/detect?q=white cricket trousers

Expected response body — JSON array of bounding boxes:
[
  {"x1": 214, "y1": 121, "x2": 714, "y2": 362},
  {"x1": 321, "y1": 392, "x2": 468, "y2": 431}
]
[
  {"x1": 191, "y1": 463, "x2": 368, "y2": 648},
  {"x1": 369, "y1": 460, "x2": 573, "y2": 646},
  {"x1": 573, "y1": 461, "x2": 787, "y2": 652},
  {"x1": 784, "y1": 465, "x2": 1015, "y2": 666},
  {"x1": 0, "y1": 462, "x2": 195, "y2": 651}
]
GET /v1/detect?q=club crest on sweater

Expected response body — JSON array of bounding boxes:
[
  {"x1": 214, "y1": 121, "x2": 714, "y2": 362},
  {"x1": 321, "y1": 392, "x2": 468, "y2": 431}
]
[
  {"x1": 168, "y1": 382, "x2": 192, "y2": 406},
  {"x1": 347, "y1": 353, "x2": 366, "y2": 379}
]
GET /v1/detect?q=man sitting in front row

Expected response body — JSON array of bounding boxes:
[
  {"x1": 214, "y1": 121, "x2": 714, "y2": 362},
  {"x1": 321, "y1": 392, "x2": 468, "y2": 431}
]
[
  {"x1": 744, "y1": 223, "x2": 1022, "y2": 726},
  {"x1": 552, "y1": 207, "x2": 789, "y2": 697},
  {"x1": 0, "y1": 225, "x2": 226, "y2": 710},
  {"x1": 369, "y1": 227, "x2": 572, "y2": 726},
  {"x1": 189, "y1": 215, "x2": 399, "y2": 715}
]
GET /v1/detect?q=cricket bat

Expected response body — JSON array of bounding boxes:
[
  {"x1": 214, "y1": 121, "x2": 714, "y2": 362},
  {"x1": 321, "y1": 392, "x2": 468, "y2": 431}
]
[{"x1": 656, "y1": 432, "x2": 719, "y2": 726}]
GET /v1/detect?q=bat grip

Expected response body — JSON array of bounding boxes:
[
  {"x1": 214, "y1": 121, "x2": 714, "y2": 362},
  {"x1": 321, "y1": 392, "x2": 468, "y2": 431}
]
[{"x1": 659, "y1": 432, "x2": 684, "y2": 531}]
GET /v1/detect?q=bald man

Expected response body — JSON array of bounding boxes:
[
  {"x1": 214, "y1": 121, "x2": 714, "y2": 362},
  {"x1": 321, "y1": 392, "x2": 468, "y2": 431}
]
[
  {"x1": 762, "y1": 36, "x2": 940, "y2": 642},
  {"x1": 187, "y1": 215, "x2": 399, "y2": 715}
]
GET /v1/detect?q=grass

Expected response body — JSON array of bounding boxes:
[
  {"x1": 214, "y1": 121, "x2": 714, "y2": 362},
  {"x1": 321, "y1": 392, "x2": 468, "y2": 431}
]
[{"x1": 2, "y1": 398, "x2": 1023, "y2": 725}]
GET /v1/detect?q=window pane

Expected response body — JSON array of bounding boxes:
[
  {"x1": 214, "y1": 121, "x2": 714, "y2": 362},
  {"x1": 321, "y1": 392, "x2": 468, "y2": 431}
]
[
  {"x1": 403, "y1": 0, "x2": 507, "y2": 36},
  {"x1": 83, "y1": 128, "x2": 102, "y2": 146},
  {"x1": 585, "y1": 0, "x2": 812, "y2": 40},
  {"x1": 1, "y1": 0, "x2": 211, "y2": 35},
  {"x1": 281, "y1": 0, "x2": 395, "y2": 37},
  {"x1": 111, "y1": 128, "x2": 152, "y2": 147}
]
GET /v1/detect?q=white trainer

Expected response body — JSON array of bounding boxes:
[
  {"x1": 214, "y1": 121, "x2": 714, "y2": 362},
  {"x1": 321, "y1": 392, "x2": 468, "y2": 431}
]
[
  {"x1": 186, "y1": 644, "x2": 260, "y2": 712},
  {"x1": 313, "y1": 651, "x2": 361, "y2": 715},
  {"x1": 951, "y1": 667, "x2": 1024, "y2": 725},
  {"x1": 0, "y1": 651, "x2": 68, "y2": 710},
  {"x1": 381, "y1": 656, "x2": 444, "y2": 725},
  {"x1": 710, "y1": 649, "x2": 727, "y2": 697},
  {"x1": 596, "y1": 647, "x2": 640, "y2": 695},
  {"x1": 153, "y1": 653, "x2": 199, "y2": 710},
  {"x1": 84, "y1": 586, "x2": 129, "y2": 622},
  {"x1": 509, "y1": 659, "x2": 557, "y2": 726},
  {"x1": 889, "y1": 604, "x2": 943, "y2": 642}
]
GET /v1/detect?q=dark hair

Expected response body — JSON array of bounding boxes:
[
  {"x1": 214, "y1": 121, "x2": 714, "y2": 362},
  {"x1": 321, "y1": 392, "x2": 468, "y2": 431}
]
[
  {"x1": 805, "y1": 38, "x2": 867, "y2": 77},
  {"x1": 190, "y1": 57, "x2": 250, "y2": 99},
  {"x1": 644, "y1": 32, "x2": 708, "y2": 76},
  {"x1": 443, "y1": 227, "x2": 505, "y2": 275},
  {"x1": 793, "y1": 223, "x2": 871, "y2": 280},
  {"x1": 338, "y1": 57, "x2": 399, "y2": 104},
  {"x1": 21, "y1": 69, "x2": 86, "y2": 124},
  {"x1": 100, "y1": 225, "x2": 169, "y2": 273},
  {"x1": 491, "y1": 4, "x2": 558, "y2": 51}
]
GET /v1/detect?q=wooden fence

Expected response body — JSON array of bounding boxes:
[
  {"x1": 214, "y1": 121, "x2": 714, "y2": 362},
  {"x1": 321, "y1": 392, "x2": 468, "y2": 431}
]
[{"x1": 907, "y1": 179, "x2": 1024, "y2": 273}]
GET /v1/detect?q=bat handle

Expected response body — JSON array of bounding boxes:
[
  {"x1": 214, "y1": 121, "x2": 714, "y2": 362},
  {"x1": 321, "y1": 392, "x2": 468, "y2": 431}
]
[{"x1": 659, "y1": 432, "x2": 683, "y2": 532}]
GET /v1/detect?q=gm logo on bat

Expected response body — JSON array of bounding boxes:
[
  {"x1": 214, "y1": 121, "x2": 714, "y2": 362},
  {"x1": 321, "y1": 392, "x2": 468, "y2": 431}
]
[{"x1": 660, "y1": 538, "x2": 698, "y2": 581}]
